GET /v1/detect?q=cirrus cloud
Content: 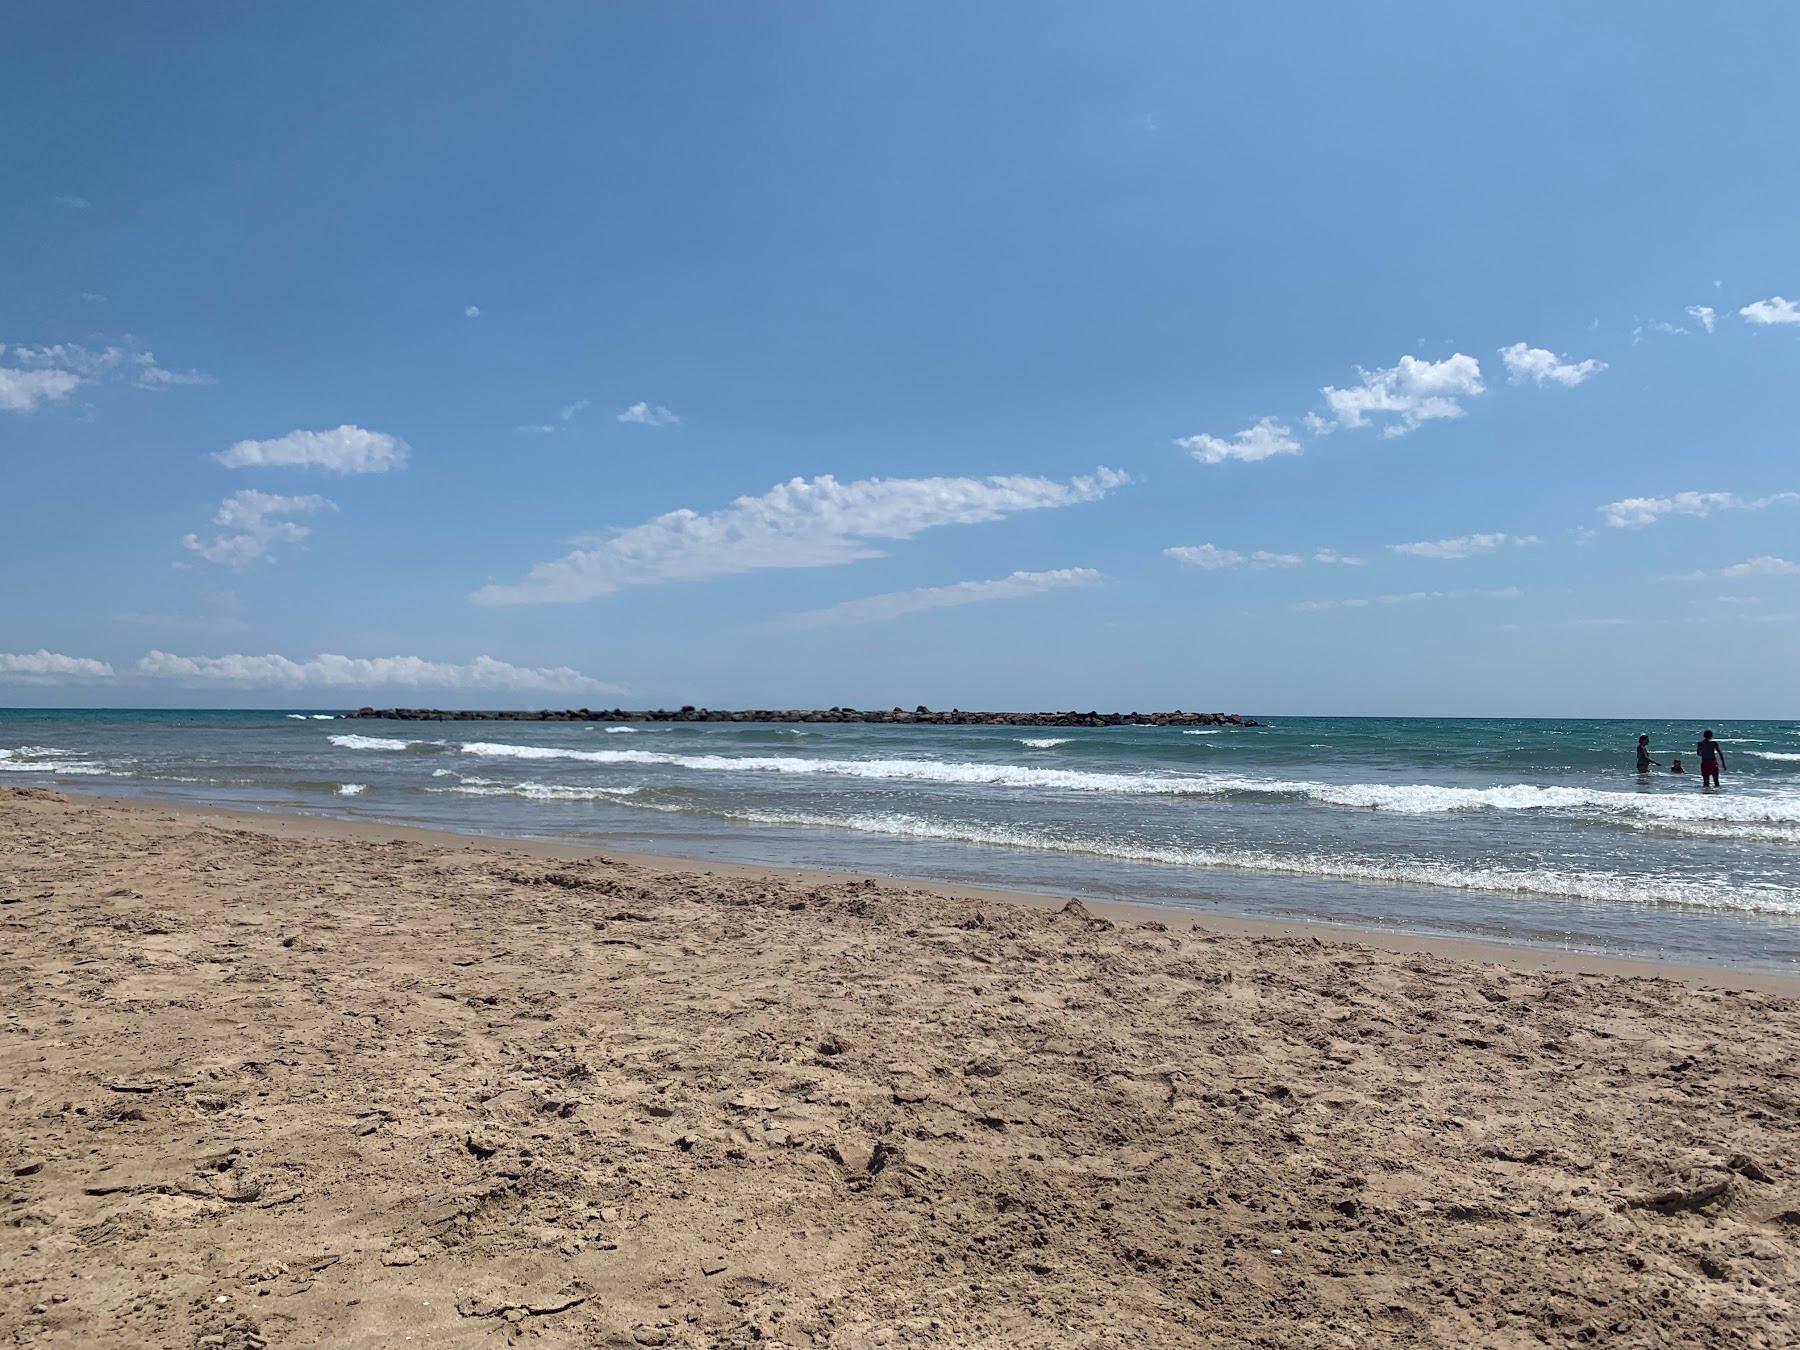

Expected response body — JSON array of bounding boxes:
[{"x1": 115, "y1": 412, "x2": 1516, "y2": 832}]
[
  {"x1": 472, "y1": 466, "x2": 1130, "y2": 606},
  {"x1": 1293, "y1": 586, "x2": 1524, "y2": 613},
  {"x1": 1600, "y1": 490, "x2": 1798, "y2": 529},
  {"x1": 1388, "y1": 531, "x2": 1539, "y2": 560},
  {"x1": 1164, "y1": 544, "x2": 1363, "y2": 569},
  {"x1": 774, "y1": 567, "x2": 1101, "y2": 630}
]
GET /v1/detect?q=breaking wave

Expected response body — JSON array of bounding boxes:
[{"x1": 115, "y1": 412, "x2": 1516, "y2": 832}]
[
  {"x1": 440, "y1": 739, "x2": 1800, "y2": 842},
  {"x1": 722, "y1": 808, "x2": 1800, "y2": 916},
  {"x1": 328, "y1": 734, "x2": 441, "y2": 752},
  {"x1": 0, "y1": 745, "x2": 117, "y2": 776}
]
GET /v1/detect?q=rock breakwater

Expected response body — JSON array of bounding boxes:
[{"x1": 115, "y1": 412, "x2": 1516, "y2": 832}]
[{"x1": 343, "y1": 706, "x2": 1258, "y2": 728}]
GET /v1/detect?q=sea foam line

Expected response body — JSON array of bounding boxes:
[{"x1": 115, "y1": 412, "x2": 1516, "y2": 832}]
[
  {"x1": 426, "y1": 778, "x2": 669, "y2": 807},
  {"x1": 722, "y1": 808, "x2": 1800, "y2": 916}
]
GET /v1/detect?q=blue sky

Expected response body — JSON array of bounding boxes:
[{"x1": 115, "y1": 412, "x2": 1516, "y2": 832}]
[{"x1": 3, "y1": 3, "x2": 1797, "y2": 716}]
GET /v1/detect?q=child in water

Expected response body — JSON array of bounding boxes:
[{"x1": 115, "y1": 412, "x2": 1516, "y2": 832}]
[{"x1": 1669, "y1": 757, "x2": 1686, "y2": 774}]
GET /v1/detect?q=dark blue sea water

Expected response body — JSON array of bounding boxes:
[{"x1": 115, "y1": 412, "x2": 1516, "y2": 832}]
[{"x1": 5, "y1": 709, "x2": 1798, "y2": 973}]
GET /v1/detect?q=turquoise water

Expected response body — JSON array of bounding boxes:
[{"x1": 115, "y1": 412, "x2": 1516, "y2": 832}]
[{"x1": 4, "y1": 709, "x2": 1798, "y2": 972}]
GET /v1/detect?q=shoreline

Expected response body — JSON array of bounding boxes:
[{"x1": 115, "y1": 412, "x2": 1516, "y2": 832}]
[
  {"x1": 76, "y1": 788, "x2": 1800, "y2": 995},
  {"x1": 3, "y1": 785, "x2": 1795, "y2": 1347}
]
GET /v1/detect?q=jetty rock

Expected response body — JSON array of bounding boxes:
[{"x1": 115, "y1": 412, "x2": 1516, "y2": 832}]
[{"x1": 344, "y1": 706, "x2": 1259, "y2": 728}]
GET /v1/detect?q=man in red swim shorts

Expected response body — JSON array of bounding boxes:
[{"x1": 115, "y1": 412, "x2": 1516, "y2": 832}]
[{"x1": 1695, "y1": 729, "x2": 1726, "y2": 788}]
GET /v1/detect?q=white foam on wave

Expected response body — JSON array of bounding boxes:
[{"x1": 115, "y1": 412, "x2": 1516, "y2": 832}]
[
  {"x1": 0, "y1": 745, "x2": 117, "y2": 776},
  {"x1": 723, "y1": 807, "x2": 1800, "y2": 916},
  {"x1": 1748, "y1": 751, "x2": 1800, "y2": 762},
  {"x1": 1182, "y1": 729, "x2": 1224, "y2": 736},
  {"x1": 607, "y1": 726, "x2": 637, "y2": 734},
  {"x1": 330, "y1": 733, "x2": 438, "y2": 752},
  {"x1": 311, "y1": 714, "x2": 336, "y2": 720},
  {"x1": 336, "y1": 783, "x2": 366, "y2": 796},
  {"x1": 430, "y1": 778, "x2": 649, "y2": 804},
  {"x1": 450, "y1": 738, "x2": 1800, "y2": 839},
  {"x1": 1018, "y1": 737, "x2": 1071, "y2": 748},
  {"x1": 286, "y1": 714, "x2": 307, "y2": 720}
]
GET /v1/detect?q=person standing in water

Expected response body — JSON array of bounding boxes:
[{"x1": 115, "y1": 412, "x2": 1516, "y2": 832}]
[
  {"x1": 1695, "y1": 729, "x2": 1726, "y2": 788},
  {"x1": 1635, "y1": 734, "x2": 1660, "y2": 774}
]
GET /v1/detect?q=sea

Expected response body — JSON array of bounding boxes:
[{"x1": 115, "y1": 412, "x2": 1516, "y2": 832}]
[{"x1": 4, "y1": 709, "x2": 1798, "y2": 974}]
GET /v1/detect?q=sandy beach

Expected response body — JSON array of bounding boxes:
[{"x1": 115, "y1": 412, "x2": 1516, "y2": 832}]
[{"x1": 2, "y1": 788, "x2": 1796, "y2": 1348}]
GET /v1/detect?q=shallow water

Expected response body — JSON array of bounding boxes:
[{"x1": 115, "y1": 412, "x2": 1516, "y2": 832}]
[{"x1": 5, "y1": 709, "x2": 1798, "y2": 973}]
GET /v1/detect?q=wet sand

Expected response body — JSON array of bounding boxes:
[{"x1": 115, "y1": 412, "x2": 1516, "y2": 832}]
[{"x1": 2, "y1": 788, "x2": 1796, "y2": 1347}]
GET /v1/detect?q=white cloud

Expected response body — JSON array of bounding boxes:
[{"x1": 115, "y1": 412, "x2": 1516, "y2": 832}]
[
  {"x1": 1719, "y1": 556, "x2": 1799, "y2": 578},
  {"x1": 1388, "y1": 531, "x2": 1539, "y2": 560},
  {"x1": 472, "y1": 466, "x2": 1130, "y2": 606},
  {"x1": 1740, "y1": 296, "x2": 1800, "y2": 326},
  {"x1": 1293, "y1": 587, "x2": 1524, "y2": 612},
  {"x1": 617, "y1": 402, "x2": 679, "y2": 427},
  {"x1": 1317, "y1": 353, "x2": 1484, "y2": 437},
  {"x1": 465, "y1": 305, "x2": 481, "y2": 319},
  {"x1": 1164, "y1": 544, "x2": 1363, "y2": 569},
  {"x1": 214, "y1": 425, "x2": 410, "y2": 474},
  {"x1": 0, "y1": 650, "x2": 114, "y2": 678},
  {"x1": 79, "y1": 291, "x2": 107, "y2": 305},
  {"x1": 0, "y1": 366, "x2": 83, "y2": 414},
  {"x1": 1499, "y1": 342, "x2": 1605, "y2": 387},
  {"x1": 1600, "y1": 490, "x2": 1798, "y2": 528},
  {"x1": 0, "y1": 340, "x2": 214, "y2": 413},
  {"x1": 775, "y1": 567, "x2": 1101, "y2": 629},
  {"x1": 1174, "y1": 417, "x2": 1300, "y2": 465},
  {"x1": 3, "y1": 343, "x2": 124, "y2": 377},
  {"x1": 1687, "y1": 305, "x2": 1717, "y2": 334},
  {"x1": 137, "y1": 651, "x2": 615, "y2": 694},
  {"x1": 519, "y1": 399, "x2": 590, "y2": 435},
  {"x1": 183, "y1": 490, "x2": 335, "y2": 567},
  {"x1": 52, "y1": 195, "x2": 90, "y2": 210},
  {"x1": 132, "y1": 351, "x2": 217, "y2": 389}
]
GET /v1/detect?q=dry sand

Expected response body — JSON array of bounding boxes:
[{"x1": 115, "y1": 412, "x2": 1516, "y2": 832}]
[{"x1": 1, "y1": 787, "x2": 1796, "y2": 1348}]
